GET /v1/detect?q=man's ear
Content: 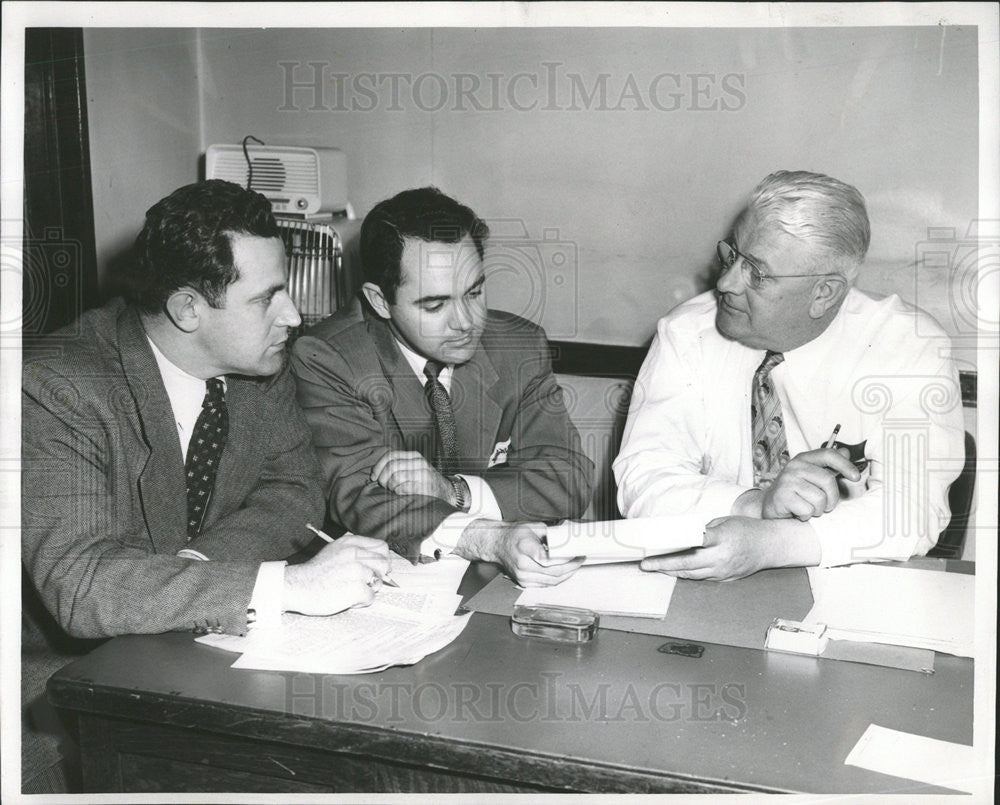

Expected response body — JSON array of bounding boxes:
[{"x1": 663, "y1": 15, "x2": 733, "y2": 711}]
[
  {"x1": 361, "y1": 282, "x2": 392, "y2": 319},
  {"x1": 809, "y1": 276, "x2": 848, "y2": 319},
  {"x1": 164, "y1": 288, "x2": 201, "y2": 333}
]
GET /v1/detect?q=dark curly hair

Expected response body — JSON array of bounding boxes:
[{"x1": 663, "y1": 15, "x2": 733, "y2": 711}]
[
  {"x1": 125, "y1": 179, "x2": 279, "y2": 312},
  {"x1": 360, "y1": 186, "x2": 489, "y2": 304}
]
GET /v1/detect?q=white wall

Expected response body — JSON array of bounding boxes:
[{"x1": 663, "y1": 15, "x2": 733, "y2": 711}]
[
  {"x1": 192, "y1": 26, "x2": 978, "y2": 367},
  {"x1": 84, "y1": 28, "x2": 201, "y2": 290}
]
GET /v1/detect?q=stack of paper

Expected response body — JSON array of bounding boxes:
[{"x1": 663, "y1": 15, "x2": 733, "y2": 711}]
[
  {"x1": 516, "y1": 563, "x2": 677, "y2": 619},
  {"x1": 198, "y1": 554, "x2": 473, "y2": 674},
  {"x1": 803, "y1": 565, "x2": 974, "y2": 658},
  {"x1": 545, "y1": 515, "x2": 705, "y2": 564}
]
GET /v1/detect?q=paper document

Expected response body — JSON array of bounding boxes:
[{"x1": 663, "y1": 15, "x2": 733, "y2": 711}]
[
  {"x1": 197, "y1": 552, "x2": 472, "y2": 674},
  {"x1": 844, "y1": 724, "x2": 976, "y2": 794},
  {"x1": 803, "y1": 565, "x2": 974, "y2": 657},
  {"x1": 545, "y1": 516, "x2": 705, "y2": 564},
  {"x1": 516, "y1": 564, "x2": 677, "y2": 619}
]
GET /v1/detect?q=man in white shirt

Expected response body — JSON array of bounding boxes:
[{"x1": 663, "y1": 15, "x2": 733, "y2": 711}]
[
  {"x1": 613, "y1": 171, "x2": 965, "y2": 580},
  {"x1": 292, "y1": 187, "x2": 593, "y2": 586},
  {"x1": 22, "y1": 180, "x2": 389, "y2": 638}
]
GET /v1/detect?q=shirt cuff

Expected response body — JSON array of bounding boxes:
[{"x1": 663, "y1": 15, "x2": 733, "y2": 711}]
[
  {"x1": 247, "y1": 560, "x2": 287, "y2": 630},
  {"x1": 419, "y1": 512, "x2": 482, "y2": 558},
  {"x1": 417, "y1": 475, "x2": 503, "y2": 559},
  {"x1": 460, "y1": 474, "x2": 503, "y2": 520}
]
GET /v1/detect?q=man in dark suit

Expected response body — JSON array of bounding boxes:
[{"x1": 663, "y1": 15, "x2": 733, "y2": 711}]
[
  {"x1": 22, "y1": 180, "x2": 390, "y2": 640},
  {"x1": 292, "y1": 187, "x2": 593, "y2": 586}
]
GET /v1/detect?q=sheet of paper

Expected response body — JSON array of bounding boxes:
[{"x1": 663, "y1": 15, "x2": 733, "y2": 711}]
[
  {"x1": 387, "y1": 553, "x2": 471, "y2": 591},
  {"x1": 196, "y1": 551, "x2": 472, "y2": 673},
  {"x1": 229, "y1": 611, "x2": 472, "y2": 674},
  {"x1": 516, "y1": 564, "x2": 676, "y2": 618},
  {"x1": 367, "y1": 589, "x2": 464, "y2": 621},
  {"x1": 844, "y1": 724, "x2": 976, "y2": 794},
  {"x1": 545, "y1": 516, "x2": 705, "y2": 564},
  {"x1": 804, "y1": 565, "x2": 974, "y2": 657}
]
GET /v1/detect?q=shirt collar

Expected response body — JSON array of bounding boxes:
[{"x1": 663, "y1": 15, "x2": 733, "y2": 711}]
[
  {"x1": 393, "y1": 336, "x2": 454, "y2": 389},
  {"x1": 146, "y1": 336, "x2": 226, "y2": 417}
]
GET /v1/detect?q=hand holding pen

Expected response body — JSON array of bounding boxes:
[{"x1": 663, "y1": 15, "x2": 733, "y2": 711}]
[
  {"x1": 757, "y1": 425, "x2": 861, "y2": 521},
  {"x1": 306, "y1": 523, "x2": 400, "y2": 588}
]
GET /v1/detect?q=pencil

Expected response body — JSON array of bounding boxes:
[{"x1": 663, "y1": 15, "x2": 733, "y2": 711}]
[{"x1": 305, "y1": 523, "x2": 399, "y2": 587}]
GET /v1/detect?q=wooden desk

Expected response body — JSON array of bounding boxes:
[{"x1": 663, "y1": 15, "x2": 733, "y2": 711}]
[{"x1": 47, "y1": 565, "x2": 973, "y2": 794}]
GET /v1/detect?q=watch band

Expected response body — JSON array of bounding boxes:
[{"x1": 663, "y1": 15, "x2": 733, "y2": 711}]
[{"x1": 448, "y1": 474, "x2": 471, "y2": 512}]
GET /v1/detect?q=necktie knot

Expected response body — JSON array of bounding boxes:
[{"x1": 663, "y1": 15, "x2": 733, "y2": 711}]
[
  {"x1": 203, "y1": 378, "x2": 226, "y2": 408},
  {"x1": 755, "y1": 351, "x2": 784, "y2": 379},
  {"x1": 424, "y1": 359, "x2": 447, "y2": 382}
]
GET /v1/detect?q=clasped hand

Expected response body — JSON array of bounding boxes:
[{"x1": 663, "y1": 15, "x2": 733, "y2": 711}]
[{"x1": 371, "y1": 449, "x2": 452, "y2": 502}]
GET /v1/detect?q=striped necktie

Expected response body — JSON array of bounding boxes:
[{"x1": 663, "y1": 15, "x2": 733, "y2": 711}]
[
  {"x1": 751, "y1": 351, "x2": 789, "y2": 489},
  {"x1": 423, "y1": 359, "x2": 458, "y2": 473},
  {"x1": 185, "y1": 378, "x2": 228, "y2": 540}
]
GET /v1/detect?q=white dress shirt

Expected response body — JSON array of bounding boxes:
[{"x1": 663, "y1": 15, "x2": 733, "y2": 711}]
[
  {"x1": 392, "y1": 337, "x2": 504, "y2": 556},
  {"x1": 613, "y1": 289, "x2": 966, "y2": 567},
  {"x1": 147, "y1": 337, "x2": 284, "y2": 627}
]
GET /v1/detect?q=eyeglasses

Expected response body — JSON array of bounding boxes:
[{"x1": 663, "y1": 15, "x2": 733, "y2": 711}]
[{"x1": 716, "y1": 241, "x2": 842, "y2": 290}]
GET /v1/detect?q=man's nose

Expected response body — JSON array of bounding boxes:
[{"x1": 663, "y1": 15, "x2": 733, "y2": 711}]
[
  {"x1": 716, "y1": 261, "x2": 745, "y2": 294},
  {"x1": 450, "y1": 298, "x2": 474, "y2": 330},
  {"x1": 275, "y1": 291, "x2": 302, "y2": 328}
]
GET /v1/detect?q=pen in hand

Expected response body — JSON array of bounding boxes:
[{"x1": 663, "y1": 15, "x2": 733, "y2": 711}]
[{"x1": 305, "y1": 523, "x2": 399, "y2": 587}]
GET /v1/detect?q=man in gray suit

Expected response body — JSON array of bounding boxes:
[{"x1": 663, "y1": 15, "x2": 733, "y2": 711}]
[
  {"x1": 292, "y1": 187, "x2": 593, "y2": 585},
  {"x1": 22, "y1": 180, "x2": 389, "y2": 640}
]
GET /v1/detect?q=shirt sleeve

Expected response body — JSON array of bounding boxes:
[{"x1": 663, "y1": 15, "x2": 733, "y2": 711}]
[
  {"x1": 614, "y1": 316, "x2": 748, "y2": 523},
  {"x1": 247, "y1": 561, "x2": 287, "y2": 629},
  {"x1": 418, "y1": 474, "x2": 504, "y2": 557}
]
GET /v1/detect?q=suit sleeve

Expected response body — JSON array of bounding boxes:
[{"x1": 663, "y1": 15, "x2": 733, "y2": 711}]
[
  {"x1": 482, "y1": 326, "x2": 594, "y2": 521},
  {"x1": 183, "y1": 363, "x2": 326, "y2": 561},
  {"x1": 22, "y1": 364, "x2": 259, "y2": 639},
  {"x1": 291, "y1": 334, "x2": 456, "y2": 559}
]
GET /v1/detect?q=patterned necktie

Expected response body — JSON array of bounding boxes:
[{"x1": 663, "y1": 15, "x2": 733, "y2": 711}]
[
  {"x1": 185, "y1": 378, "x2": 229, "y2": 540},
  {"x1": 751, "y1": 351, "x2": 789, "y2": 489},
  {"x1": 424, "y1": 359, "x2": 458, "y2": 473}
]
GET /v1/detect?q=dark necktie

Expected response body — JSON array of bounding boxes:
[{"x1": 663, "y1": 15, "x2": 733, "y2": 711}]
[
  {"x1": 185, "y1": 378, "x2": 228, "y2": 540},
  {"x1": 423, "y1": 359, "x2": 458, "y2": 473},
  {"x1": 751, "y1": 351, "x2": 789, "y2": 489}
]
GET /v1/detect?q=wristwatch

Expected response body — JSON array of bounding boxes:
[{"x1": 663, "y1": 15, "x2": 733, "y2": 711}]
[{"x1": 447, "y1": 474, "x2": 471, "y2": 512}]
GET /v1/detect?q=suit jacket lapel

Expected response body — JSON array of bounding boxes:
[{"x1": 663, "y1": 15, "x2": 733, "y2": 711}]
[
  {"x1": 206, "y1": 375, "x2": 265, "y2": 531},
  {"x1": 454, "y1": 341, "x2": 502, "y2": 470},
  {"x1": 116, "y1": 308, "x2": 188, "y2": 554},
  {"x1": 365, "y1": 309, "x2": 435, "y2": 445}
]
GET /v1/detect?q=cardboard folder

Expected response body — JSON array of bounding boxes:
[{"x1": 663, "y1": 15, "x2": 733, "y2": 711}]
[{"x1": 463, "y1": 565, "x2": 939, "y2": 673}]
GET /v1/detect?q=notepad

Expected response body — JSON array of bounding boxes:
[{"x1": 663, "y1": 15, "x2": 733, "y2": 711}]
[
  {"x1": 516, "y1": 564, "x2": 677, "y2": 619},
  {"x1": 545, "y1": 515, "x2": 705, "y2": 564}
]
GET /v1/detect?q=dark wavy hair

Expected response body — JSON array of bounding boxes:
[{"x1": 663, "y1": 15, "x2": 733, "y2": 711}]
[
  {"x1": 125, "y1": 180, "x2": 279, "y2": 312},
  {"x1": 360, "y1": 186, "x2": 489, "y2": 304}
]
